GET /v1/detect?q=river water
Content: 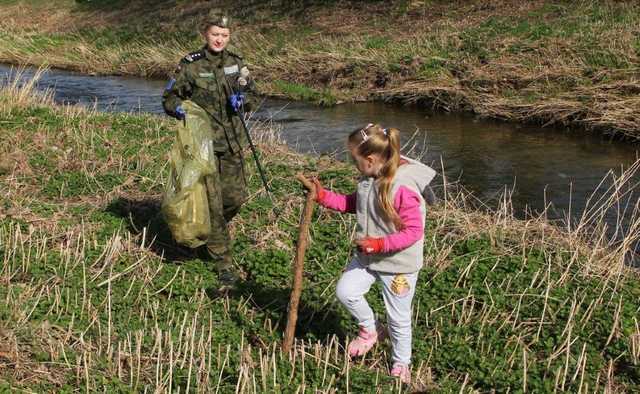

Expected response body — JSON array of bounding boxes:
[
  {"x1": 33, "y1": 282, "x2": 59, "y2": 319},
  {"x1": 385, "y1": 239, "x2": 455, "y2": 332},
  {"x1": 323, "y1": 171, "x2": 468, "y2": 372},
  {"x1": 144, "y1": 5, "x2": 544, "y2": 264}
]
[{"x1": 2, "y1": 65, "x2": 639, "y2": 240}]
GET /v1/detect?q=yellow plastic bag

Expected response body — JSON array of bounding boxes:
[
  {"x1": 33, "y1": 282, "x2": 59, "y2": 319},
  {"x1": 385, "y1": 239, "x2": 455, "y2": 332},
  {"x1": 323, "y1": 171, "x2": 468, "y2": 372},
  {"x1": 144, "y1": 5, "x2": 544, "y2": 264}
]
[{"x1": 162, "y1": 101, "x2": 215, "y2": 248}]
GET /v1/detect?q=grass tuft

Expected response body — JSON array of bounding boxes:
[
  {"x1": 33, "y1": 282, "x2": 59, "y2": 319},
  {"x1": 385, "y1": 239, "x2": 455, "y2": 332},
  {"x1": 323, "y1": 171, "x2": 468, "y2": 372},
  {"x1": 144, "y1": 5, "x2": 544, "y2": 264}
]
[{"x1": 1, "y1": 67, "x2": 640, "y2": 392}]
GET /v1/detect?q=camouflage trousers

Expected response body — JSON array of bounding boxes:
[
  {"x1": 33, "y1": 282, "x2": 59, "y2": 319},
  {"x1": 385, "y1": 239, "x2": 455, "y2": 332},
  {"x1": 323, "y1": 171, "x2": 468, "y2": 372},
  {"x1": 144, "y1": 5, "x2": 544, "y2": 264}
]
[{"x1": 203, "y1": 150, "x2": 247, "y2": 259}]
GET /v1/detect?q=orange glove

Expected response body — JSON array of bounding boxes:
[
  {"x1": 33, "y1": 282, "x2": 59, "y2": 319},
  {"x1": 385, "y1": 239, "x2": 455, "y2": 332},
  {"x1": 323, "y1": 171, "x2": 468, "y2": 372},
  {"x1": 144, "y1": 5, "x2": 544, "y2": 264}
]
[
  {"x1": 356, "y1": 237, "x2": 385, "y2": 254},
  {"x1": 312, "y1": 178, "x2": 326, "y2": 202}
]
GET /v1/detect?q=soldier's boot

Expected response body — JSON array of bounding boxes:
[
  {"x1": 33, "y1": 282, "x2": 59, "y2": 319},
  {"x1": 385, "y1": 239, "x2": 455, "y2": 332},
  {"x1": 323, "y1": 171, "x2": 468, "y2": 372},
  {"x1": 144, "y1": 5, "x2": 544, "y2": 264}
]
[
  {"x1": 204, "y1": 246, "x2": 240, "y2": 297},
  {"x1": 215, "y1": 253, "x2": 240, "y2": 295}
]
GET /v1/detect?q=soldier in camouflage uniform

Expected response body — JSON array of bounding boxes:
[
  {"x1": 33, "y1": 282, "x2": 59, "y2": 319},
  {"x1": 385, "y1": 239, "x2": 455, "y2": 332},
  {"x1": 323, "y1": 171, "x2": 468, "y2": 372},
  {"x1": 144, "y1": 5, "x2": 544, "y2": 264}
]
[{"x1": 162, "y1": 15, "x2": 252, "y2": 293}]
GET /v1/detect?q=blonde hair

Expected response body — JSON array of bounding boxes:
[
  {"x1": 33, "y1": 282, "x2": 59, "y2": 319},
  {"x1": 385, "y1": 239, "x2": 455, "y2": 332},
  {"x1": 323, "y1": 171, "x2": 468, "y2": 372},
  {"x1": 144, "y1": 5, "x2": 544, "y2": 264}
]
[{"x1": 348, "y1": 123, "x2": 402, "y2": 229}]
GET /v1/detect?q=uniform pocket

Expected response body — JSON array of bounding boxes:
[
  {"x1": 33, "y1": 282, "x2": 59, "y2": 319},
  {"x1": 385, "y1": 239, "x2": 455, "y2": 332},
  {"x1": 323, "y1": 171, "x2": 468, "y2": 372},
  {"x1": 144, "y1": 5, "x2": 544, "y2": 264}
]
[{"x1": 193, "y1": 77, "x2": 215, "y2": 91}]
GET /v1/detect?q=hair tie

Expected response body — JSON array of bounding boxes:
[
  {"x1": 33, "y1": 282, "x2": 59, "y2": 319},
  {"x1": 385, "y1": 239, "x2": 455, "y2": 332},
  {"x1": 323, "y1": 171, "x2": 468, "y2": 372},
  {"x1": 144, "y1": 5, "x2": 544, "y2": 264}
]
[
  {"x1": 382, "y1": 128, "x2": 388, "y2": 136},
  {"x1": 359, "y1": 123, "x2": 374, "y2": 144}
]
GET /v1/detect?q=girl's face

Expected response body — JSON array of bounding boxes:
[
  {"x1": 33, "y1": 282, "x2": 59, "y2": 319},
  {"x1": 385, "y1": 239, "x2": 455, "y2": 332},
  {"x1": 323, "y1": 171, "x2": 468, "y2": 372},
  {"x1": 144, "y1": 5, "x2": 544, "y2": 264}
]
[
  {"x1": 203, "y1": 25, "x2": 230, "y2": 52},
  {"x1": 349, "y1": 146, "x2": 384, "y2": 177}
]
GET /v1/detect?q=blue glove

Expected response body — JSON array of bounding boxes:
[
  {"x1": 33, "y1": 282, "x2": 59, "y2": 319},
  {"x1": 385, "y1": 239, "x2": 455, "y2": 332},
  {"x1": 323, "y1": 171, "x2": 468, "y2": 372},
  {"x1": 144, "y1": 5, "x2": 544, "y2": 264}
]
[
  {"x1": 229, "y1": 93, "x2": 245, "y2": 113},
  {"x1": 175, "y1": 105, "x2": 186, "y2": 120}
]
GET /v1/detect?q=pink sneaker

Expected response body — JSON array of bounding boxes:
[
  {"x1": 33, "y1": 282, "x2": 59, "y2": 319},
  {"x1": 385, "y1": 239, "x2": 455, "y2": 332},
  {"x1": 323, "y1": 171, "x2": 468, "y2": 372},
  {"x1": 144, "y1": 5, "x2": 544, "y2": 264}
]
[
  {"x1": 390, "y1": 363, "x2": 411, "y2": 384},
  {"x1": 347, "y1": 323, "x2": 387, "y2": 358}
]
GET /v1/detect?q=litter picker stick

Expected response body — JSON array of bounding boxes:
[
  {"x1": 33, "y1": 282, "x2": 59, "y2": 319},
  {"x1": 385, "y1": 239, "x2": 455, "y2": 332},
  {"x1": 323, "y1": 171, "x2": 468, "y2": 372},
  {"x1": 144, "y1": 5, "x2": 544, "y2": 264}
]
[
  {"x1": 282, "y1": 173, "x2": 316, "y2": 354},
  {"x1": 224, "y1": 71, "x2": 273, "y2": 204},
  {"x1": 237, "y1": 108, "x2": 273, "y2": 202}
]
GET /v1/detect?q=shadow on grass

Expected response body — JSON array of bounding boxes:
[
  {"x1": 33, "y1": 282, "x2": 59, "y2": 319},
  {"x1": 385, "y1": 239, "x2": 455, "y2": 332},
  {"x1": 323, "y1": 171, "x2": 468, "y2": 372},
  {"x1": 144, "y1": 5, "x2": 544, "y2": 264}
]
[
  {"x1": 228, "y1": 259, "x2": 350, "y2": 342},
  {"x1": 105, "y1": 196, "x2": 196, "y2": 262},
  {"x1": 105, "y1": 197, "x2": 349, "y2": 342}
]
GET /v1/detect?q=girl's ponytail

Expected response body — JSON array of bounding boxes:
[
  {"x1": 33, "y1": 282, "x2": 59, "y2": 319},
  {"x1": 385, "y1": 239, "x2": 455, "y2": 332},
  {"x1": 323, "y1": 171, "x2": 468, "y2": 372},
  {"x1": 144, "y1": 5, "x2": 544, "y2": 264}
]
[
  {"x1": 377, "y1": 128, "x2": 402, "y2": 229},
  {"x1": 348, "y1": 124, "x2": 403, "y2": 229}
]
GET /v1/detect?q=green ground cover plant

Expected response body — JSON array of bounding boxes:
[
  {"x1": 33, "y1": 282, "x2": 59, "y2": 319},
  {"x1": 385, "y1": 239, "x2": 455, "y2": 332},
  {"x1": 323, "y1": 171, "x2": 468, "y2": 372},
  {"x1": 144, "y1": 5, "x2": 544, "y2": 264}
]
[{"x1": 1, "y1": 71, "x2": 639, "y2": 392}]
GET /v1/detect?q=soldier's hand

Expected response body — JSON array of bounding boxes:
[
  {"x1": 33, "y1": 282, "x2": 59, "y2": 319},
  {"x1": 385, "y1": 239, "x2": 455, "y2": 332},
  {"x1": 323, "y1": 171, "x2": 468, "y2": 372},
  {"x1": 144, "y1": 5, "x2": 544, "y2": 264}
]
[
  {"x1": 175, "y1": 105, "x2": 186, "y2": 120},
  {"x1": 229, "y1": 93, "x2": 244, "y2": 113}
]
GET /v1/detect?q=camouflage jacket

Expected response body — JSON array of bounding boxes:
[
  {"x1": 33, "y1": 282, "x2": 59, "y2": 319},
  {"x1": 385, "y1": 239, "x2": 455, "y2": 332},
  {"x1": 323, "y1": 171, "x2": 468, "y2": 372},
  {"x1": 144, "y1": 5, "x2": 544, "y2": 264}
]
[{"x1": 162, "y1": 47, "x2": 253, "y2": 153}]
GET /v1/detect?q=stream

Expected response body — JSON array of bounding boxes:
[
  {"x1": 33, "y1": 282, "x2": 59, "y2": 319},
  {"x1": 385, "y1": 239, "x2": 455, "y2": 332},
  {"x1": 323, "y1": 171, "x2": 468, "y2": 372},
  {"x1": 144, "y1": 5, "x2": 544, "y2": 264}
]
[{"x1": 2, "y1": 64, "x2": 638, "y2": 254}]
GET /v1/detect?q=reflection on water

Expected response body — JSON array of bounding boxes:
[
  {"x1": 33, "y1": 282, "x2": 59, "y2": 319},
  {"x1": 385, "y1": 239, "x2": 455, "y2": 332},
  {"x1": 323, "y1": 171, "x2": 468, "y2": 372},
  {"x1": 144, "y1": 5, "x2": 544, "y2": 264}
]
[{"x1": 1, "y1": 65, "x2": 638, "y2": 235}]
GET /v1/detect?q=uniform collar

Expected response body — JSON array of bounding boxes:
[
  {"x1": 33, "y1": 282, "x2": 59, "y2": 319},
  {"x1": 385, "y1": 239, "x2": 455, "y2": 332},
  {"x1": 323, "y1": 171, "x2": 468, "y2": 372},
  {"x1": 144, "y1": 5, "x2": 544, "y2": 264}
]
[{"x1": 204, "y1": 46, "x2": 225, "y2": 63}]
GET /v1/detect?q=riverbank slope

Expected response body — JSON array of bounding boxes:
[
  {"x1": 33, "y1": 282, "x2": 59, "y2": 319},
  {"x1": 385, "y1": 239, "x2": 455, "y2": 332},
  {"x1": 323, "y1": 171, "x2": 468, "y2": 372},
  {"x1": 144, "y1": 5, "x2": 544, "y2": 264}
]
[
  {"x1": 1, "y1": 72, "x2": 639, "y2": 392},
  {"x1": 1, "y1": 0, "x2": 640, "y2": 138}
]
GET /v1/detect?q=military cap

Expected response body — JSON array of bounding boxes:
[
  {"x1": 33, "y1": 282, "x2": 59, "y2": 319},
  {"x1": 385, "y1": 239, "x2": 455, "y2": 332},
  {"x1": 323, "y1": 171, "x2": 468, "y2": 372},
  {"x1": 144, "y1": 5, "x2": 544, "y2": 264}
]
[{"x1": 203, "y1": 11, "x2": 232, "y2": 30}]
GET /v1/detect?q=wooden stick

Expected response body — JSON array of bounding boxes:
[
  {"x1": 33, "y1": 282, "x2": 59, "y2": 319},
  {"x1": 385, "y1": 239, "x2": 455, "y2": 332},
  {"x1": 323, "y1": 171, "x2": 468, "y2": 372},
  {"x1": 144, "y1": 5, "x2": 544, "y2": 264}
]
[{"x1": 282, "y1": 173, "x2": 316, "y2": 354}]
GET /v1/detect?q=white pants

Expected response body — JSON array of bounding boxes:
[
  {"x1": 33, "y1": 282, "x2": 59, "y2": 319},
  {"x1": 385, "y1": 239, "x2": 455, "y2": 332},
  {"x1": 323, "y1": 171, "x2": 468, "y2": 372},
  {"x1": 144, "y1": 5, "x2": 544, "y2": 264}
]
[{"x1": 336, "y1": 258, "x2": 418, "y2": 365}]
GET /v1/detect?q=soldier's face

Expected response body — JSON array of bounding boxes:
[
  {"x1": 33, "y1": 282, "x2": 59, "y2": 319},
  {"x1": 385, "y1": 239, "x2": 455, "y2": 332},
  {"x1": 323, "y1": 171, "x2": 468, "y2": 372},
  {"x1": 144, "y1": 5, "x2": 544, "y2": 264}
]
[{"x1": 203, "y1": 26, "x2": 231, "y2": 52}]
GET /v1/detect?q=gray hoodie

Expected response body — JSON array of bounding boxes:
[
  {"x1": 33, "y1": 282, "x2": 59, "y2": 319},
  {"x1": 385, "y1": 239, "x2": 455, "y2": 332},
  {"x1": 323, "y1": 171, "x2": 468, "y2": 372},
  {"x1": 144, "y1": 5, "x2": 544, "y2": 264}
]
[{"x1": 355, "y1": 156, "x2": 436, "y2": 273}]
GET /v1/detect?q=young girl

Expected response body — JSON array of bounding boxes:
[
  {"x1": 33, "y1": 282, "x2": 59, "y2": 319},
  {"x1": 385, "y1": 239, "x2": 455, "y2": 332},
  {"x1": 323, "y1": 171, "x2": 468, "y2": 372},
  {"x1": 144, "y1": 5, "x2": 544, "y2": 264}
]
[{"x1": 313, "y1": 123, "x2": 435, "y2": 384}]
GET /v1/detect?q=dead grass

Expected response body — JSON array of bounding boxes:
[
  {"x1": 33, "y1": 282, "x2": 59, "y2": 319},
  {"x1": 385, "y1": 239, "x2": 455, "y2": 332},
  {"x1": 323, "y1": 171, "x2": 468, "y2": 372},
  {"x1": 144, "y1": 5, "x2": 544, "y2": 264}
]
[
  {"x1": 1, "y1": 48, "x2": 639, "y2": 393},
  {"x1": 2, "y1": 1, "x2": 640, "y2": 137},
  {"x1": 0, "y1": 66, "x2": 54, "y2": 108}
]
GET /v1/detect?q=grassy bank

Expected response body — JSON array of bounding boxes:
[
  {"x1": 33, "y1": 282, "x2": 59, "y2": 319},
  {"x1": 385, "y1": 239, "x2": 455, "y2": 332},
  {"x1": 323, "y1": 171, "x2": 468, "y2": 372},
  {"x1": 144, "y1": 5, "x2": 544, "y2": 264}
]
[
  {"x1": 1, "y1": 0, "x2": 640, "y2": 138},
  {"x1": 1, "y1": 72, "x2": 640, "y2": 392}
]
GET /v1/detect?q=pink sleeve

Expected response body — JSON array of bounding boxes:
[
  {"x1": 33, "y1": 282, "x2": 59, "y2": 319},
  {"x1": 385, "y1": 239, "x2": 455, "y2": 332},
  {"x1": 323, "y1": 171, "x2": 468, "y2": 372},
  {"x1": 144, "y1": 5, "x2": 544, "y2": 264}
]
[
  {"x1": 382, "y1": 186, "x2": 424, "y2": 252},
  {"x1": 317, "y1": 190, "x2": 357, "y2": 213}
]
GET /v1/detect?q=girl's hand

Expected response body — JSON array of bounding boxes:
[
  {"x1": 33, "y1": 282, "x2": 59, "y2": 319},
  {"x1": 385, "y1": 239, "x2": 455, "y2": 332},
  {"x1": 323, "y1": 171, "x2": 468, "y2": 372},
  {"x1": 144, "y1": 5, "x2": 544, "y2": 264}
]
[
  {"x1": 312, "y1": 178, "x2": 326, "y2": 202},
  {"x1": 356, "y1": 237, "x2": 384, "y2": 254}
]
